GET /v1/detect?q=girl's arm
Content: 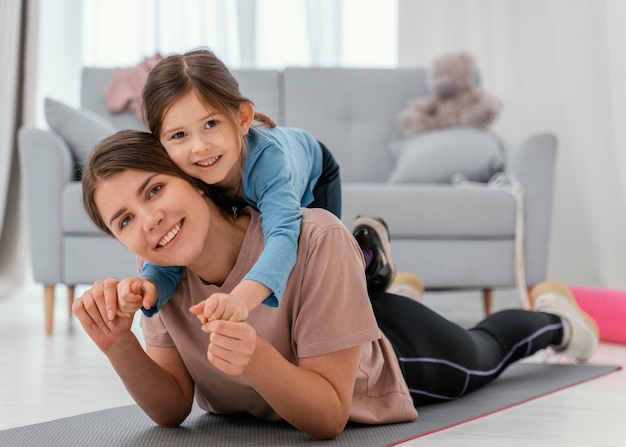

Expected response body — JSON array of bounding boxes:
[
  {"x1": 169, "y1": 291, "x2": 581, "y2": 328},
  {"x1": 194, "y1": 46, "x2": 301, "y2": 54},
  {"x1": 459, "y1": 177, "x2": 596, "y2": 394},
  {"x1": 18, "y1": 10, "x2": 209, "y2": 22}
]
[
  {"x1": 140, "y1": 262, "x2": 183, "y2": 316},
  {"x1": 73, "y1": 280, "x2": 194, "y2": 426},
  {"x1": 241, "y1": 152, "x2": 307, "y2": 308}
]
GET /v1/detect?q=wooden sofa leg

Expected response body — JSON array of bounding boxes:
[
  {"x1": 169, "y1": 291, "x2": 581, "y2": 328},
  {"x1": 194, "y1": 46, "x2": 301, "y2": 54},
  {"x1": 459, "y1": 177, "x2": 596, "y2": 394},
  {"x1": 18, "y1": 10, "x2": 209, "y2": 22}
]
[
  {"x1": 68, "y1": 285, "x2": 76, "y2": 319},
  {"x1": 482, "y1": 288, "x2": 493, "y2": 316},
  {"x1": 44, "y1": 284, "x2": 55, "y2": 335}
]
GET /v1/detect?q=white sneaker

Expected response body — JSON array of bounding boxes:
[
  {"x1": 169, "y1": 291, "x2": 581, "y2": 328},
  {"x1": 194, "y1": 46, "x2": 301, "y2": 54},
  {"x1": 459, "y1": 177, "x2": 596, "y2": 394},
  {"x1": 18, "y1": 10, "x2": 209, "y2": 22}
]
[
  {"x1": 531, "y1": 282, "x2": 599, "y2": 363},
  {"x1": 387, "y1": 272, "x2": 424, "y2": 302}
]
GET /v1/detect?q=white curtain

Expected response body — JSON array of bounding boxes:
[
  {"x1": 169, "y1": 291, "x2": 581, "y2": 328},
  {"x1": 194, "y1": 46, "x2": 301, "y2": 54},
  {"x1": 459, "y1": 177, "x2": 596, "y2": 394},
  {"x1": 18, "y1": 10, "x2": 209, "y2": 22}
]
[
  {"x1": 399, "y1": 0, "x2": 626, "y2": 288},
  {"x1": 32, "y1": 0, "x2": 396, "y2": 127},
  {"x1": 0, "y1": 0, "x2": 28, "y2": 295}
]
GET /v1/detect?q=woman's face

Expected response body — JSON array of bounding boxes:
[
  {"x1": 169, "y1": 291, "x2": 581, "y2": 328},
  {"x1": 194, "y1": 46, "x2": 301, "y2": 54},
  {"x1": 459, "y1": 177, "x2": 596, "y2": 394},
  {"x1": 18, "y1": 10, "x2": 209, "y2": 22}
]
[
  {"x1": 94, "y1": 169, "x2": 212, "y2": 268},
  {"x1": 158, "y1": 90, "x2": 253, "y2": 194}
]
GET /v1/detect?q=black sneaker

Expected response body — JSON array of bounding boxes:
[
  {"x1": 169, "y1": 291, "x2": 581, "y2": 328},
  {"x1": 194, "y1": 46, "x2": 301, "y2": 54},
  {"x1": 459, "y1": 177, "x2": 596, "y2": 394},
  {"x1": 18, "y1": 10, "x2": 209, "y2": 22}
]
[{"x1": 352, "y1": 216, "x2": 397, "y2": 291}]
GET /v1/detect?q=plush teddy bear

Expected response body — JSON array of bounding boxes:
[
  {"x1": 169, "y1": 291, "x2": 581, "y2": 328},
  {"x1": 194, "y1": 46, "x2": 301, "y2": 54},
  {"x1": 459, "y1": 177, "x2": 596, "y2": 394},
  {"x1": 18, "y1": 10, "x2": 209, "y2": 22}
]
[{"x1": 398, "y1": 52, "x2": 502, "y2": 137}]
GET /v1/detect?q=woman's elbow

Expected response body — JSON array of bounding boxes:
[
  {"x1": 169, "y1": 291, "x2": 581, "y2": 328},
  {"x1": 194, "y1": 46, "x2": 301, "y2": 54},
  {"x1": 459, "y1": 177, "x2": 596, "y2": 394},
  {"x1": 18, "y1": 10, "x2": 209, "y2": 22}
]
[
  {"x1": 149, "y1": 406, "x2": 191, "y2": 428},
  {"x1": 154, "y1": 416, "x2": 186, "y2": 428},
  {"x1": 307, "y1": 417, "x2": 348, "y2": 440}
]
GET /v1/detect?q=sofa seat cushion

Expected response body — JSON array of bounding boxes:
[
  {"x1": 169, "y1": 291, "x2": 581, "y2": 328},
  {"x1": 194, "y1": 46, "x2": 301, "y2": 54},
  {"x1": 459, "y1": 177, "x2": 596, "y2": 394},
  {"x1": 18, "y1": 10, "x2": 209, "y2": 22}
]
[
  {"x1": 62, "y1": 182, "x2": 106, "y2": 234},
  {"x1": 341, "y1": 183, "x2": 517, "y2": 238}
]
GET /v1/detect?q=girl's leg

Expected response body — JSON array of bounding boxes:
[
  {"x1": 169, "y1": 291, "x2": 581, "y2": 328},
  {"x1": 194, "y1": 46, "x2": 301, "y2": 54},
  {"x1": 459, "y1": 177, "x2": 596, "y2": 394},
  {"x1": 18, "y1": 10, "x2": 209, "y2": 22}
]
[
  {"x1": 369, "y1": 291, "x2": 564, "y2": 406},
  {"x1": 309, "y1": 141, "x2": 342, "y2": 218}
]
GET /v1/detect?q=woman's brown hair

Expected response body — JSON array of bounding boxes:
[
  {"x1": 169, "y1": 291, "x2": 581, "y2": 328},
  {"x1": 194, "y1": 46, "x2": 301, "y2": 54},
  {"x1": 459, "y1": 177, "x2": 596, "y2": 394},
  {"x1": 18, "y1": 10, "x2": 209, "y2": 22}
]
[{"x1": 82, "y1": 130, "x2": 232, "y2": 236}]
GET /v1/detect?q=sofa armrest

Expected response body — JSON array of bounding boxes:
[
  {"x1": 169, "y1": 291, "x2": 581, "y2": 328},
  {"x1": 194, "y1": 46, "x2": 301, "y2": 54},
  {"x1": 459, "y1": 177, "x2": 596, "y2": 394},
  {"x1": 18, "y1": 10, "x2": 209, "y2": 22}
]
[
  {"x1": 18, "y1": 127, "x2": 75, "y2": 283},
  {"x1": 505, "y1": 133, "x2": 558, "y2": 285}
]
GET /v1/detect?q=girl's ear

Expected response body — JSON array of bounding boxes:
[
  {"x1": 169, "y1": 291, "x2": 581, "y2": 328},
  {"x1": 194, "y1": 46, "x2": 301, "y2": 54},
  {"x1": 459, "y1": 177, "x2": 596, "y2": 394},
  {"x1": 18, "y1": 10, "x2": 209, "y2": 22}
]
[{"x1": 238, "y1": 102, "x2": 255, "y2": 135}]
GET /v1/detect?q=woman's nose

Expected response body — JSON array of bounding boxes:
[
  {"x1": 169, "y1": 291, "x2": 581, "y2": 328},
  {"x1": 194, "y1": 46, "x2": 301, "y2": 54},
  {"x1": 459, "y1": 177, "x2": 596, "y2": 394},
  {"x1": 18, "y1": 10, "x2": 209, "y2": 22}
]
[{"x1": 143, "y1": 208, "x2": 164, "y2": 231}]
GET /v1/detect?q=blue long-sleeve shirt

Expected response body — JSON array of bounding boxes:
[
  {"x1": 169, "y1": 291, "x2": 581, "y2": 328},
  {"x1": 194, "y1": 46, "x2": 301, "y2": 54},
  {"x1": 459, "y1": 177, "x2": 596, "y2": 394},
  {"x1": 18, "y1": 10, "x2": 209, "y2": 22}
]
[{"x1": 140, "y1": 126, "x2": 323, "y2": 316}]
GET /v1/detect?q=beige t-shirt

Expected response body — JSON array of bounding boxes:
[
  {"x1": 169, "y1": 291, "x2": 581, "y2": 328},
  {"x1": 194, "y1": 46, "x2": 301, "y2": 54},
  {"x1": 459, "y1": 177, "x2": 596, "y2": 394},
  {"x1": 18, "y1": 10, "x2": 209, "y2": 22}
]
[{"x1": 141, "y1": 208, "x2": 417, "y2": 424}]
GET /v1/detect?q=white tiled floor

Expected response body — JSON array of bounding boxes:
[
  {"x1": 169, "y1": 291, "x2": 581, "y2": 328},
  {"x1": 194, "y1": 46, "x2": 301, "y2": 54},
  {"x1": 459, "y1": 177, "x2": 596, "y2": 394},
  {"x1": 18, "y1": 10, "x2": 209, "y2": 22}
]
[{"x1": 1, "y1": 283, "x2": 625, "y2": 446}]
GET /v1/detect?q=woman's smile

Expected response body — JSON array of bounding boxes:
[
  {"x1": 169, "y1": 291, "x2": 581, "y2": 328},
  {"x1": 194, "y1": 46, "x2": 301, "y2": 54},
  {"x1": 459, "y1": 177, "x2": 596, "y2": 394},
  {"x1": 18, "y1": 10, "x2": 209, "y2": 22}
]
[{"x1": 157, "y1": 220, "x2": 183, "y2": 248}]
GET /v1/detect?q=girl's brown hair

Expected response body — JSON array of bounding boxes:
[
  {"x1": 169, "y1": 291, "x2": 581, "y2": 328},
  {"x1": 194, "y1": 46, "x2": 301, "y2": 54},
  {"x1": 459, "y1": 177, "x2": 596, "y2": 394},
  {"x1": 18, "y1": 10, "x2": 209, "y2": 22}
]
[
  {"x1": 82, "y1": 130, "x2": 232, "y2": 236},
  {"x1": 142, "y1": 48, "x2": 275, "y2": 140}
]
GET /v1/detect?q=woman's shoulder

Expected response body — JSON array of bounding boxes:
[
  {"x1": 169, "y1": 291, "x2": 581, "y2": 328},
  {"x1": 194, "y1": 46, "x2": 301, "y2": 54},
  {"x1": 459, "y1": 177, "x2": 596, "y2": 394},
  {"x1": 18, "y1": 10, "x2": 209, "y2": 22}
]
[{"x1": 299, "y1": 208, "x2": 353, "y2": 243}]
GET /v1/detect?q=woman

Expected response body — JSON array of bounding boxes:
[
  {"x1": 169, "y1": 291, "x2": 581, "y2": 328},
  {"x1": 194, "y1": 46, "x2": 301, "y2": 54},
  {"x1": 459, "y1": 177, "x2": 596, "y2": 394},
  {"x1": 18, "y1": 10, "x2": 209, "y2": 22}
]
[{"x1": 74, "y1": 130, "x2": 598, "y2": 440}]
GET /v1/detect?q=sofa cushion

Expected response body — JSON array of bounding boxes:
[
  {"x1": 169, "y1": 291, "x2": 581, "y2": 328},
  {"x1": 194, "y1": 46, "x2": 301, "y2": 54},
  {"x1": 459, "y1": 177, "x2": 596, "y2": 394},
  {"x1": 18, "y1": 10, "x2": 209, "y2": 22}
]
[
  {"x1": 341, "y1": 183, "x2": 517, "y2": 238},
  {"x1": 283, "y1": 67, "x2": 430, "y2": 183},
  {"x1": 388, "y1": 127, "x2": 505, "y2": 184},
  {"x1": 45, "y1": 97, "x2": 117, "y2": 166}
]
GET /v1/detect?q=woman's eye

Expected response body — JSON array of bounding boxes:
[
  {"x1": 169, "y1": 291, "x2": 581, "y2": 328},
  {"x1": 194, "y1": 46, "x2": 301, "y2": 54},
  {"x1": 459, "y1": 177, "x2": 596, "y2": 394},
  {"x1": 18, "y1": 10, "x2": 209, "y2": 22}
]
[
  {"x1": 148, "y1": 185, "x2": 162, "y2": 198},
  {"x1": 205, "y1": 119, "x2": 218, "y2": 129},
  {"x1": 172, "y1": 131, "x2": 185, "y2": 139},
  {"x1": 120, "y1": 215, "x2": 132, "y2": 229}
]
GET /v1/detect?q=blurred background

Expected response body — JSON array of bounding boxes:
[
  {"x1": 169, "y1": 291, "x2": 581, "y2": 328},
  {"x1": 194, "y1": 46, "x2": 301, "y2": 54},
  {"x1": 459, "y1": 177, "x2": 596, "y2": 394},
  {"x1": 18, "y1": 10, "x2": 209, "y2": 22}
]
[{"x1": 3, "y1": 0, "x2": 626, "y2": 296}]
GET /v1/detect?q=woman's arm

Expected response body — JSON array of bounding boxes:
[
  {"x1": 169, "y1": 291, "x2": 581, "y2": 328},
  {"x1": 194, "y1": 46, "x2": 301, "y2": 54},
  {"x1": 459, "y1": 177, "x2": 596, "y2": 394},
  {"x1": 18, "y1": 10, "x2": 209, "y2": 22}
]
[
  {"x1": 198, "y1": 317, "x2": 361, "y2": 440},
  {"x1": 248, "y1": 337, "x2": 362, "y2": 440},
  {"x1": 73, "y1": 280, "x2": 195, "y2": 426}
]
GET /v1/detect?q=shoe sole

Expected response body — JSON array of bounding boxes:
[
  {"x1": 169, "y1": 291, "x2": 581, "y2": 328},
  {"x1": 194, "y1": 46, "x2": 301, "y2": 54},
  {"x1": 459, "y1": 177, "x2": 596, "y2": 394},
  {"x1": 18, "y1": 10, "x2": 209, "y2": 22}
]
[
  {"x1": 353, "y1": 217, "x2": 396, "y2": 273},
  {"x1": 530, "y1": 281, "x2": 600, "y2": 339}
]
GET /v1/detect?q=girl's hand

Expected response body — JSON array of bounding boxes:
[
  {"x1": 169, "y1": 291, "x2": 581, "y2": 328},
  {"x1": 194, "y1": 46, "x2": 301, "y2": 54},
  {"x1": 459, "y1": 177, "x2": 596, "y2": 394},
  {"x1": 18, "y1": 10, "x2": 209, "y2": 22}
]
[
  {"x1": 189, "y1": 293, "x2": 249, "y2": 323},
  {"x1": 117, "y1": 277, "x2": 158, "y2": 316}
]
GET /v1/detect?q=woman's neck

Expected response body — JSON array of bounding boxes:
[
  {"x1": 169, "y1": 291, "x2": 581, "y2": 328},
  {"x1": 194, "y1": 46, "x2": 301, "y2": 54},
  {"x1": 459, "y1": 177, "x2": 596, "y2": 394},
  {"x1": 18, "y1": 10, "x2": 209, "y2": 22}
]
[{"x1": 188, "y1": 211, "x2": 251, "y2": 286}]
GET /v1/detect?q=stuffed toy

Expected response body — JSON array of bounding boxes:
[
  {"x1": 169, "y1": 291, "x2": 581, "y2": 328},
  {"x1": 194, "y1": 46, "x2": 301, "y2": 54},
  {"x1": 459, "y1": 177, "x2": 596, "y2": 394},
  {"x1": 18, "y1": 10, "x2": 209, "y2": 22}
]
[{"x1": 398, "y1": 52, "x2": 502, "y2": 137}]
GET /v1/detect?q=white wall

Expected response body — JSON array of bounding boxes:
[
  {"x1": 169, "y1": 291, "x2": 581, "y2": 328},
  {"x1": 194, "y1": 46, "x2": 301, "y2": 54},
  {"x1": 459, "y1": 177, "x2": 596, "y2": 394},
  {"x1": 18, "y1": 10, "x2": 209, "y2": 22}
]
[{"x1": 397, "y1": 0, "x2": 607, "y2": 287}]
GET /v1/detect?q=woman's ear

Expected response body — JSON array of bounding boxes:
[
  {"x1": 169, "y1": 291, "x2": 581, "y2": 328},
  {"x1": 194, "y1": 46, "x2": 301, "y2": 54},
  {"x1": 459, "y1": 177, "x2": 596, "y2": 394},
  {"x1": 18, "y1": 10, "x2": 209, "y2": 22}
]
[{"x1": 238, "y1": 102, "x2": 255, "y2": 135}]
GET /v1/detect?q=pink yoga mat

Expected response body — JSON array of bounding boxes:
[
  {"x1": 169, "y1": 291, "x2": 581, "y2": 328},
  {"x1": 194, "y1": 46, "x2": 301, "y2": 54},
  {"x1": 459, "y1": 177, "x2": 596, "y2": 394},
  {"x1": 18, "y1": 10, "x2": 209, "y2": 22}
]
[{"x1": 568, "y1": 285, "x2": 626, "y2": 344}]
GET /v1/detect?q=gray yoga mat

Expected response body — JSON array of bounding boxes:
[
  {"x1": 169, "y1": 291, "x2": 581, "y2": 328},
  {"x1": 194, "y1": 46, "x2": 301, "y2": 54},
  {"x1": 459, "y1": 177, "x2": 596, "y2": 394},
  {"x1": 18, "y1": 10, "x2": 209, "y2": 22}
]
[{"x1": 1, "y1": 362, "x2": 619, "y2": 447}]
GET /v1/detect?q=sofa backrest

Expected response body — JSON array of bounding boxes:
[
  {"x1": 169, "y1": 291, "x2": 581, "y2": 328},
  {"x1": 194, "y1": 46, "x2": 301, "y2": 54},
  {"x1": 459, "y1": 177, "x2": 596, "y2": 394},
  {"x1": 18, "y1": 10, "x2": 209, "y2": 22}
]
[
  {"x1": 232, "y1": 69, "x2": 283, "y2": 125},
  {"x1": 81, "y1": 67, "x2": 285, "y2": 135},
  {"x1": 81, "y1": 67, "x2": 145, "y2": 131},
  {"x1": 282, "y1": 67, "x2": 429, "y2": 182},
  {"x1": 80, "y1": 66, "x2": 432, "y2": 183}
]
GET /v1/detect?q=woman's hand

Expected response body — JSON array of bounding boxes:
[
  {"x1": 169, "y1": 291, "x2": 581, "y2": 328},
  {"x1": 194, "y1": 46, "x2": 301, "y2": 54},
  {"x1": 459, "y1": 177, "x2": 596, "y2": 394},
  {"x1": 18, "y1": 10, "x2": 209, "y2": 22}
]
[
  {"x1": 205, "y1": 319, "x2": 257, "y2": 376},
  {"x1": 73, "y1": 277, "x2": 135, "y2": 352},
  {"x1": 190, "y1": 299, "x2": 256, "y2": 375}
]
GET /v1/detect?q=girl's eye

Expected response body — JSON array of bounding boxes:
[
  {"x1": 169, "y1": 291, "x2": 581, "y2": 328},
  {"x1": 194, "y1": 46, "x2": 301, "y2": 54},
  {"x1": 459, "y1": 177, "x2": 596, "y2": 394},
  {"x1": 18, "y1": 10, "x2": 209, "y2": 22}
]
[
  {"x1": 172, "y1": 131, "x2": 185, "y2": 139},
  {"x1": 205, "y1": 119, "x2": 218, "y2": 129}
]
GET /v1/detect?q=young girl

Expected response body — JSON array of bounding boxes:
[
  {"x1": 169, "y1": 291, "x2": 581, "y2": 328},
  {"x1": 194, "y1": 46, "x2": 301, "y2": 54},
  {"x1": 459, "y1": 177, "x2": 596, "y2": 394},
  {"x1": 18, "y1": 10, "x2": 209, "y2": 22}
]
[{"x1": 132, "y1": 48, "x2": 347, "y2": 321}]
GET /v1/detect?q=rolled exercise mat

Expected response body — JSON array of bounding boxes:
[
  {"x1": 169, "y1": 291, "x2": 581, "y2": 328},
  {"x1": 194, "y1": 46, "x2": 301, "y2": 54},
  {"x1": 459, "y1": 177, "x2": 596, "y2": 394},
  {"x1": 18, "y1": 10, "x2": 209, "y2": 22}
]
[{"x1": 568, "y1": 285, "x2": 626, "y2": 344}]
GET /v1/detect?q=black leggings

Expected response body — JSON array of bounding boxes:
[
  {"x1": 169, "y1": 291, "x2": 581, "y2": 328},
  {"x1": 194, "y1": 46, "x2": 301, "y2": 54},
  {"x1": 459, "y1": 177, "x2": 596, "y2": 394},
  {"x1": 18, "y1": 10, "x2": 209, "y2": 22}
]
[
  {"x1": 369, "y1": 291, "x2": 564, "y2": 406},
  {"x1": 309, "y1": 141, "x2": 342, "y2": 219}
]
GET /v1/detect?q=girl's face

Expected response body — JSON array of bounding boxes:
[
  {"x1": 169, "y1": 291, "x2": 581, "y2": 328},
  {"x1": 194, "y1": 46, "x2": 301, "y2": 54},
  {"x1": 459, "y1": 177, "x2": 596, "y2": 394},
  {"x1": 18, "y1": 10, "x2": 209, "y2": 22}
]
[
  {"x1": 159, "y1": 90, "x2": 254, "y2": 194},
  {"x1": 94, "y1": 169, "x2": 212, "y2": 269}
]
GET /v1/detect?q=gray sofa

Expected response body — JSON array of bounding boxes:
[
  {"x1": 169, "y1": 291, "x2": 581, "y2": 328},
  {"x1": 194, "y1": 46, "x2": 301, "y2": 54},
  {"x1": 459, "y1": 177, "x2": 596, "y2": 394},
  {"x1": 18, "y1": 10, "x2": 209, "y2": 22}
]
[{"x1": 19, "y1": 66, "x2": 557, "y2": 334}]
